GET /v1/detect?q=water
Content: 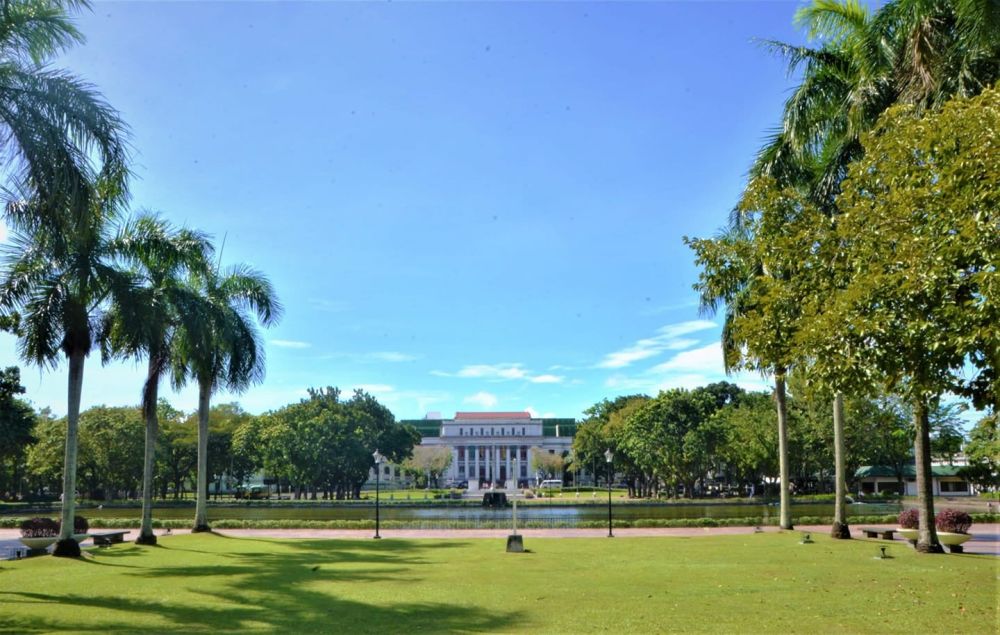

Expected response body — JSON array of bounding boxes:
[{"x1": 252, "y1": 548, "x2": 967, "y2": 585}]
[{"x1": 2, "y1": 500, "x2": 901, "y2": 525}]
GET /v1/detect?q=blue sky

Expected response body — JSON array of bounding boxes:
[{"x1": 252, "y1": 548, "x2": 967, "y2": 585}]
[{"x1": 1, "y1": 1, "x2": 811, "y2": 419}]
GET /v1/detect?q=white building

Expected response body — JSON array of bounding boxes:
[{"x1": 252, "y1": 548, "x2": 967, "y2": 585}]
[{"x1": 404, "y1": 411, "x2": 575, "y2": 490}]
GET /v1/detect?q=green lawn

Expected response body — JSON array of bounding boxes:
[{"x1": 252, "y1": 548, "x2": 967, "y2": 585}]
[{"x1": 0, "y1": 533, "x2": 995, "y2": 633}]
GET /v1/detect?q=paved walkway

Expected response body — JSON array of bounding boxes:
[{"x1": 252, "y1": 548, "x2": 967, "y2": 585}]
[{"x1": 2, "y1": 524, "x2": 996, "y2": 558}]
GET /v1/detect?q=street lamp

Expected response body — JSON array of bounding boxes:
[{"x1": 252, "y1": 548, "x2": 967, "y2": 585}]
[
  {"x1": 605, "y1": 448, "x2": 614, "y2": 538},
  {"x1": 373, "y1": 449, "x2": 385, "y2": 539}
]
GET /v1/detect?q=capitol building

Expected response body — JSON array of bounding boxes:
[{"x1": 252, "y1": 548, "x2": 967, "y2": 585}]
[{"x1": 401, "y1": 411, "x2": 576, "y2": 490}]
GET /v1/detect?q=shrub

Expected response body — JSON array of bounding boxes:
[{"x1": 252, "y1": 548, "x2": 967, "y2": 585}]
[
  {"x1": 19, "y1": 517, "x2": 58, "y2": 538},
  {"x1": 935, "y1": 509, "x2": 972, "y2": 534},
  {"x1": 897, "y1": 509, "x2": 919, "y2": 529}
]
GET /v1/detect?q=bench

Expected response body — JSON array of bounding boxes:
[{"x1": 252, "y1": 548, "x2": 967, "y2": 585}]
[
  {"x1": 90, "y1": 531, "x2": 130, "y2": 547},
  {"x1": 858, "y1": 527, "x2": 896, "y2": 540}
]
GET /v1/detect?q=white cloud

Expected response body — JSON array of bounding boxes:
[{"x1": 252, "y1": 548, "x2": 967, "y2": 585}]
[
  {"x1": 433, "y1": 363, "x2": 563, "y2": 384},
  {"x1": 596, "y1": 320, "x2": 715, "y2": 369},
  {"x1": 529, "y1": 374, "x2": 564, "y2": 384},
  {"x1": 270, "y1": 339, "x2": 311, "y2": 349},
  {"x1": 456, "y1": 363, "x2": 527, "y2": 380},
  {"x1": 649, "y1": 342, "x2": 723, "y2": 374},
  {"x1": 368, "y1": 351, "x2": 418, "y2": 362},
  {"x1": 525, "y1": 406, "x2": 539, "y2": 418},
  {"x1": 604, "y1": 342, "x2": 772, "y2": 395},
  {"x1": 464, "y1": 391, "x2": 499, "y2": 408}
]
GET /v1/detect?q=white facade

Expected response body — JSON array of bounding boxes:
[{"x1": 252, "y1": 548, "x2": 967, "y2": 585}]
[{"x1": 412, "y1": 411, "x2": 574, "y2": 490}]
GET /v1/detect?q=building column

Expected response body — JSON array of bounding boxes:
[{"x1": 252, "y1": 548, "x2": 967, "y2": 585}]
[{"x1": 507, "y1": 446, "x2": 513, "y2": 484}]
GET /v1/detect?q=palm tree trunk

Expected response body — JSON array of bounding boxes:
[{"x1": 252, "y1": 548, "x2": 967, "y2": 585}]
[
  {"x1": 830, "y1": 392, "x2": 851, "y2": 539},
  {"x1": 913, "y1": 398, "x2": 942, "y2": 553},
  {"x1": 775, "y1": 372, "x2": 793, "y2": 530},
  {"x1": 53, "y1": 351, "x2": 85, "y2": 557},
  {"x1": 192, "y1": 379, "x2": 211, "y2": 532},
  {"x1": 137, "y1": 357, "x2": 160, "y2": 545}
]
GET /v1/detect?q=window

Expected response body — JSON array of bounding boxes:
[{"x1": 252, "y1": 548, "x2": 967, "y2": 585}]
[
  {"x1": 459, "y1": 428, "x2": 463, "y2": 436},
  {"x1": 522, "y1": 427, "x2": 526, "y2": 435},
  {"x1": 383, "y1": 466, "x2": 390, "y2": 476},
  {"x1": 941, "y1": 481, "x2": 969, "y2": 492}
]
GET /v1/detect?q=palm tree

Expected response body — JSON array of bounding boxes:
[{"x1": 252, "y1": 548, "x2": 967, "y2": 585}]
[
  {"x1": 0, "y1": 0, "x2": 128, "y2": 222},
  {"x1": 101, "y1": 215, "x2": 212, "y2": 545},
  {"x1": 0, "y1": 178, "x2": 159, "y2": 557},
  {"x1": 172, "y1": 264, "x2": 280, "y2": 532},
  {"x1": 687, "y1": 223, "x2": 796, "y2": 530}
]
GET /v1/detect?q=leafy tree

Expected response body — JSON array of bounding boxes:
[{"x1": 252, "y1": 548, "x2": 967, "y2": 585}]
[
  {"x1": 713, "y1": 392, "x2": 780, "y2": 492},
  {"x1": 572, "y1": 395, "x2": 648, "y2": 493},
  {"x1": 929, "y1": 403, "x2": 968, "y2": 465},
  {"x1": 24, "y1": 410, "x2": 63, "y2": 496},
  {"x1": 0, "y1": 366, "x2": 35, "y2": 498},
  {"x1": 402, "y1": 446, "x2": 452, "y2": 489},
  {"x1": 530, "y1": 450, "x2": 564, "y2": 481},
  {"x1": 240, "y1": 388, "x2": 418, "y2": 500},
  {"x1": 961, "y1": 414, "x2": 998, "y2": 490},
  {"x1": 845, "y1": 396, "x2": 913, "y2": 493},
  {"x1": 156, "y1": 414, "x2": 197, "y2": 500},
  {"x1": 619, "y1": 388, "x2": 720, "y2": 499},
  {"x1": 805, "y1": 87, "x2": 999, "y2": 551},
  {"x1": 77, "y1": 406, "x2": 144, "y2": 499}
]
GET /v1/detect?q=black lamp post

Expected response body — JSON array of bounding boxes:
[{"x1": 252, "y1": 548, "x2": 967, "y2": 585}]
[
  {"x1": 605, "y1": 448, "x2": 614, "y2": 538},
  {"x1": 373, "y1": 449, "x2": 384, "y2": 539}
]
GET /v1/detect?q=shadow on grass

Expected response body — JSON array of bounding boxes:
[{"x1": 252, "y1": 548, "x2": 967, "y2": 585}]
[{"x1": 0, "y1": 535, "x2": 521, "y2": 633}]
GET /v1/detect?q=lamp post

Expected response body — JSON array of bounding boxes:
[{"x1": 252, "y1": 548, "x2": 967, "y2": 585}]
[
  {"x1": 605, "y1": 448, "x2": 614, "y2": 538},
  {"x1": 373, "y1": 449, "x2": 384, "y2": 539}
]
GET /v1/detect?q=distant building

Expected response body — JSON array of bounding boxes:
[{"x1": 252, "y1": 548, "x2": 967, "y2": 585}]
[
  {"x1": 854, "y1": 461, "x2": 977, "y2": 496},
  {"x1": 402, "y1": 411, "x2": 576, "y2": 490}
]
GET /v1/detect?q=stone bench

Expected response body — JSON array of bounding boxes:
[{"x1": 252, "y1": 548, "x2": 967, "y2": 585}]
[
  {"x1": 858, "y1": 527, "x2": 896, "y2": 540},
  {"x1": 91, "y1": 531, "x2": 130, "y2": 547}
]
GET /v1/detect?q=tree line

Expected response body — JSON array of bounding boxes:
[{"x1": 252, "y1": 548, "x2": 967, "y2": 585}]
[
  {"x1": 571, "y1": 381, "x2": 995, "y2": 498},
  {"x1": 684, "y1": 0, "x2": 998, "y2": 552},
  {"x1": 0, "y1": 378, "x2": 421, "y2": 503}
]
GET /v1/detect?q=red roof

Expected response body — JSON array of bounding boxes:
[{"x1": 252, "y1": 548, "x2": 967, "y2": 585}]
[{"x1": 454, "y1": 411, "x2": 531, "y2": 420}]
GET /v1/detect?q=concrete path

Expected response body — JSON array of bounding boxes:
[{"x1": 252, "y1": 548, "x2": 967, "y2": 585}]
[{"x1": 2, "y1": 523, "x2": 996, "y2": 558}]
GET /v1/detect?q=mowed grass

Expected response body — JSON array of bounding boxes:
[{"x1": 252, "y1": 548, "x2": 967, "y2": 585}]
[{"x1": 0, "y1": 533, "x2": 996, "y2": 633}]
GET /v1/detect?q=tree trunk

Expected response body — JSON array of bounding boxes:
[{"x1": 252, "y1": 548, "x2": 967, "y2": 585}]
[
  {"x1": 775, "y1": 373, "x2": 793, "y2": 530},
  {"x1": 913, "y1": 398, "x2": 942, "y2": 553},
  {"x1": 53, "y1": 351, "x2": 85, "y2": 557},
  {"x1": 830, "y1": 392, "x2": 851, "y2": 539},
  {"x1": 137, "y1": 358, "x2": 160, "y2": 546},
  {"x1": 192, "y1": 380, "x2": 211, "y2": 532}
]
